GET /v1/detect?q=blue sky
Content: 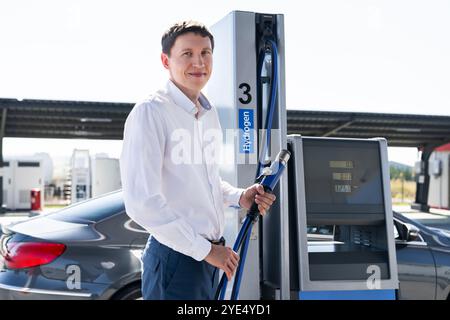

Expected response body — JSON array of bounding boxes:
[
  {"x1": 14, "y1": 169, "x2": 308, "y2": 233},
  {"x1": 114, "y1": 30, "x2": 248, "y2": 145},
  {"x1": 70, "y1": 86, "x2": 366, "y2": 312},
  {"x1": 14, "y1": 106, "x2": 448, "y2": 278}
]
[{"x1": 1, "y1": 0, "x2": 449, "y2": 166}]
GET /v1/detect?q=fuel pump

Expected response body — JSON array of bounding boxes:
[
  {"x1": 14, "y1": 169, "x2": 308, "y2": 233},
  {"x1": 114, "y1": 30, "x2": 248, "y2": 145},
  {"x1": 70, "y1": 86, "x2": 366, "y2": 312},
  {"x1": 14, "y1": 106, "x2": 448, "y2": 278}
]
[
  {"x1": 209, "y1": 11, "x2": 399, "y2": 300},
  {"x1": 209, "y1": 11, "x2": 289, "y2": 299}
]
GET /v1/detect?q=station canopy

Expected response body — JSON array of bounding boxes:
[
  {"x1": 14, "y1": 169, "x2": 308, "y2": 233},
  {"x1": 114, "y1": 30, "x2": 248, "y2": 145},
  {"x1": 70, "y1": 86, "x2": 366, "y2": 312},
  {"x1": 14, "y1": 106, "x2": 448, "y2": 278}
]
[{"x1": 2, "y1": 98, "x2": 450, "y2": 149}]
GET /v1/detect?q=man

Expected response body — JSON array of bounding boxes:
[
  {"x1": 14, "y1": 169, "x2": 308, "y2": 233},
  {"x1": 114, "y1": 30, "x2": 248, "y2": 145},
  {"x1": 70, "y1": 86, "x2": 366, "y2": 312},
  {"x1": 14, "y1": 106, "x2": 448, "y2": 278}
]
[{"x1": 120, "y1": 21, "x2": 276, "y2": 300}]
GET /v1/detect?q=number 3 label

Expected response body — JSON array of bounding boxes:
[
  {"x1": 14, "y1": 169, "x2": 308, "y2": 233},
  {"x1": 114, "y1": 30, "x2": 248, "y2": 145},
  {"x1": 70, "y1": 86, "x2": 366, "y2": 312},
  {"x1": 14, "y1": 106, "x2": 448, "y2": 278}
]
[{"x1": 238, "y1": 83, "x2": 252, "y2": 104}]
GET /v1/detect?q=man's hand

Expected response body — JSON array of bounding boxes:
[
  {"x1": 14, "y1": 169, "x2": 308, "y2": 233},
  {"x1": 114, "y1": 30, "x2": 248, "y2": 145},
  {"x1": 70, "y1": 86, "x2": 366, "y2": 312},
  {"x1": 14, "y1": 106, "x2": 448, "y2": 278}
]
[
  {"x1": 239, "y1": 184, "x2": 276, "y2": 216},
  {"x1": 204, "y1": 244, "x2": 239, "y2": 281}
]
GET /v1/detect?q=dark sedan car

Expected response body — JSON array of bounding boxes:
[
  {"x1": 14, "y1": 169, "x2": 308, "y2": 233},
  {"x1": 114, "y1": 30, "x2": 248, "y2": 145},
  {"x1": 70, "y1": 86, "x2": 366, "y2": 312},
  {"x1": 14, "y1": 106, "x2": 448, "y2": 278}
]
[
  {"x1": 0, "y1": 190, "x2": 449, "y2": 299},
  {"x1": 0, "y1": 191, "x2": 147, "y2": 300},
  {"x1": 393, "y1": 213, "x2": 450, "y2": 300}
]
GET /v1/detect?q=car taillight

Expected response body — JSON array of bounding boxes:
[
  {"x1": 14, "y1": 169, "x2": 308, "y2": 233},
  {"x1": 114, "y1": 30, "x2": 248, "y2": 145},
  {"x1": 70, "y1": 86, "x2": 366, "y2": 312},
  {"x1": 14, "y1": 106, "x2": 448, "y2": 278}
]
[{"x1": 3, "y1": 242, "x2": 66, "y2": 269}]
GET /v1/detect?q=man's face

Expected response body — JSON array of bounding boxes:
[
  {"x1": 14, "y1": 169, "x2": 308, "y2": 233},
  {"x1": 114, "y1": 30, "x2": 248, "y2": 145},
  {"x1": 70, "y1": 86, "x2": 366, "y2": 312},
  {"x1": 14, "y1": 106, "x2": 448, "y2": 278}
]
[{"x1": 161, "y1": 32, "x2": 213, "y2": 96}]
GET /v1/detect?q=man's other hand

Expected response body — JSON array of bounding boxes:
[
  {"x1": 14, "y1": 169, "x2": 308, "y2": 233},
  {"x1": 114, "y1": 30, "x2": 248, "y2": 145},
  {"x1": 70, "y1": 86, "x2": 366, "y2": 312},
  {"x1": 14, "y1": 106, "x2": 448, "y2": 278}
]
[{"x1": 204, "y1": 245, "x2": 239, "y2": 281}]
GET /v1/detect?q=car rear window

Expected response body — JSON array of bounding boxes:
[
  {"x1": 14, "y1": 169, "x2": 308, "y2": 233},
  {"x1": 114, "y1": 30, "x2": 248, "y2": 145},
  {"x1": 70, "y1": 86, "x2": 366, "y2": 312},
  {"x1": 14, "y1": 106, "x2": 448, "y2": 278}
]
[{"x1": 46, "y1": 191, "x2": 125, "y2": 223}]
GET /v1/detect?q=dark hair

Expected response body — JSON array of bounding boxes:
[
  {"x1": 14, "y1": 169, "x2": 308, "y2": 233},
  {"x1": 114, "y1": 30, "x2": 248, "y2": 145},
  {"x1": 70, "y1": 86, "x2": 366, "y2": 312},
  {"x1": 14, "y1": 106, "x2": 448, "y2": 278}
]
[{"x1": 161, "y1": 20, "x2": 214, "y2": 56}]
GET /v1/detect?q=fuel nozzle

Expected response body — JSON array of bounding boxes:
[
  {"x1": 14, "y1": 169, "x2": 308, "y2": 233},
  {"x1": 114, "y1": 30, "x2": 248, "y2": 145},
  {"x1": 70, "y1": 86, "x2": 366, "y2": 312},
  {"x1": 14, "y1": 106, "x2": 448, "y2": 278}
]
[
  {"x1": 247, "y1": 149, "x2": 290, "y2": 222},
  {"x1": 277, "y1": 149, "x2": 290, "y2": 166},
  {"x1": 259, "y1": 149, "x2": 290, "y2": 191}
]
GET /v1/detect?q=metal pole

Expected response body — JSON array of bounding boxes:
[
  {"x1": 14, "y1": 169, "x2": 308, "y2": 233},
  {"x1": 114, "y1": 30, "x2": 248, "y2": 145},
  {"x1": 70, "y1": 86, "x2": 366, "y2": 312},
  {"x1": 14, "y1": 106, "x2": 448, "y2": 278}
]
[{"x1": 0, "y1": 107, "x2": 8, "y2": 213}]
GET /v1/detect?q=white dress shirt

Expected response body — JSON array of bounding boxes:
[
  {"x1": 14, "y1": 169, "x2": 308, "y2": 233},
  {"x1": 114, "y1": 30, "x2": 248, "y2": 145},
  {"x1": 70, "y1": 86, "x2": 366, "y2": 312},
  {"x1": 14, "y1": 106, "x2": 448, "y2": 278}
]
[{"x1": 120, "y1": 80, "x2": 245, "y2": 261}]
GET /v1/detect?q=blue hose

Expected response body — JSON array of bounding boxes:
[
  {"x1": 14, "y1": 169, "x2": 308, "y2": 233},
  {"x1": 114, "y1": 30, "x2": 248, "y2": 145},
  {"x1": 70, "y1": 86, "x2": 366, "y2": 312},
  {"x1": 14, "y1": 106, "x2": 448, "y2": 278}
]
[
  {"x1": 257, "y1": 40, "x2": 279, "y2": 178},
  {"x1": 217, "y1": 216, "x2": 251, "y2": 300},
  {"x1": 231, "y1": 225, "x2": 252, "y2": 300}
]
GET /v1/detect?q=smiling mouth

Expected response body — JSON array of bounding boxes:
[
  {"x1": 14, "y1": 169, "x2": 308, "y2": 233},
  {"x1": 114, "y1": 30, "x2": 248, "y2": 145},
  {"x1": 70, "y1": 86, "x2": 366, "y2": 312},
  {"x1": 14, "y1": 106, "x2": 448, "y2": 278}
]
[{"x1": 188, "y1": 72, "x2": 207, "y2": 77}]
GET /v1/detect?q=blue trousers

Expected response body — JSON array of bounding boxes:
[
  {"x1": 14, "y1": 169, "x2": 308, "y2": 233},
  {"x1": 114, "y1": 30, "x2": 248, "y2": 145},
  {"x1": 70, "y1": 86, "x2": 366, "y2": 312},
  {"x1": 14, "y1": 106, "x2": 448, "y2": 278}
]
[{"x1": 141, "y1": 237, "x2": 218, "y2": 300}]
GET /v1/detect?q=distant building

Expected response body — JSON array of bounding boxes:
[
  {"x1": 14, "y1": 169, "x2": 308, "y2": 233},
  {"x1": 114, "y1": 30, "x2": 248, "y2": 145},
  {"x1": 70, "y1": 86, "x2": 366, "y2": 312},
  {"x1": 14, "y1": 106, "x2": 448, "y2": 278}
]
[
  {"x1": 428, "y1": 143, "x2": 450, "y2": 209},
  {"x1": 2, "y1": 155, "x2": 47, "y2": 210}
]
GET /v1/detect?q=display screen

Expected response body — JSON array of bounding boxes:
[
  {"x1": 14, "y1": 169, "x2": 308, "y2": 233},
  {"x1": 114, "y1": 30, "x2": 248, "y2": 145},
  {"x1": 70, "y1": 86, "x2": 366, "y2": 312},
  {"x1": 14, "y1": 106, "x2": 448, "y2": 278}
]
[
  {"x1": 303, "y1": 139, "x2": 385, "y2": 214},
  {"x1": 329, "y1": 160, "x2": 354, "y2": 169}
]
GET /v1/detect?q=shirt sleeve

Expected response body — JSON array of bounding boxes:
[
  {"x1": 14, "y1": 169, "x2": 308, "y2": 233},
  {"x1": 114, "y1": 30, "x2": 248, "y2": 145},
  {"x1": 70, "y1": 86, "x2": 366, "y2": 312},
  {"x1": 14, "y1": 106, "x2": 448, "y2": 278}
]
[
  {"x1": 120, "y1": 101, "x2": 211, "y2": 261},
  {"x1": 220, "y1": 177, "x2": 245, "y2": 209}
]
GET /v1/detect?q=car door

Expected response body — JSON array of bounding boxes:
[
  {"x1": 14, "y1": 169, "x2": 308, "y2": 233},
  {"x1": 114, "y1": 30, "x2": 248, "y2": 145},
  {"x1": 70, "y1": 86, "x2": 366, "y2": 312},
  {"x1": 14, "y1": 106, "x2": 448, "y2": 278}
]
[{"x1": 394, "y1": 219, "x2": 437, "y2": 300}]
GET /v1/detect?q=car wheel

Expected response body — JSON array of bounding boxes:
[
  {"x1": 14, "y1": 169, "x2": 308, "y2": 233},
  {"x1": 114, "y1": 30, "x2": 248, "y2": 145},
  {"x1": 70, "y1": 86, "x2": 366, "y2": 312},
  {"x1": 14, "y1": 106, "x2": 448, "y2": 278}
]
[{"x1": 111, "y1": 282, "x2": 142, "y2": 300}]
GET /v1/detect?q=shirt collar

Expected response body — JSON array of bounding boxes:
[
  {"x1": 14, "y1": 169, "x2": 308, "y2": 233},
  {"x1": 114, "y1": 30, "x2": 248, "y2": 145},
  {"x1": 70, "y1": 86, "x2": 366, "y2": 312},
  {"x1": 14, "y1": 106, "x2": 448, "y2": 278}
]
[{"x1": 166, "y1": 80, "x2": 212, "y2": 118}]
